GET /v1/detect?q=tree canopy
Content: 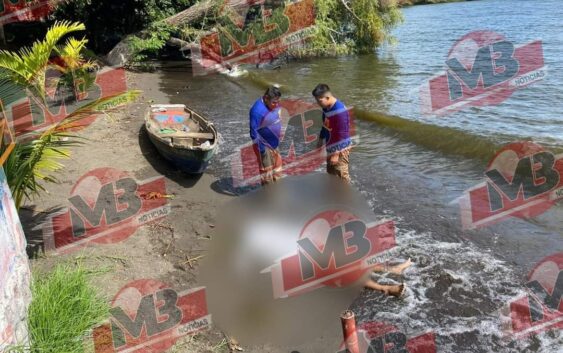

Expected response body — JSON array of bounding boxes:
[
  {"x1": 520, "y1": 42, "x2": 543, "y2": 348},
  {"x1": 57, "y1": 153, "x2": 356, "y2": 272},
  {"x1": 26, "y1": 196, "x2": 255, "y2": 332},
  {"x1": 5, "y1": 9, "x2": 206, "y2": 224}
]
[{"x1": 51, "y1": 0, "x2": 404, "y2": 63}]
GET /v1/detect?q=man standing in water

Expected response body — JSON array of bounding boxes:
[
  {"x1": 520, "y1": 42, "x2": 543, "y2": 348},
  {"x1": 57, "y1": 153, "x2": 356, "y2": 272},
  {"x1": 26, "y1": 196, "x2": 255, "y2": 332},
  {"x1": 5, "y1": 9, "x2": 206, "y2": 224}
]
[
  {"x1": 312, "y1": 83, "x2": 410, "y2": 297},
  {"x1": 312, "y1": 84, "x2": 352, "y2": 183},
  {"x1": 249, "y1": 86, "x2": 283, "y2": 185}
]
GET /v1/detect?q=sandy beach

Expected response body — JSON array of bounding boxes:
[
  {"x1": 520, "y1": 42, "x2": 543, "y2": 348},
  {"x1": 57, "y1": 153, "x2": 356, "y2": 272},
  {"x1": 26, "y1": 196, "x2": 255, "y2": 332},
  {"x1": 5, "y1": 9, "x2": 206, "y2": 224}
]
[{"x1": 20, "y1": 70, "x2": 346, "y2": 353}]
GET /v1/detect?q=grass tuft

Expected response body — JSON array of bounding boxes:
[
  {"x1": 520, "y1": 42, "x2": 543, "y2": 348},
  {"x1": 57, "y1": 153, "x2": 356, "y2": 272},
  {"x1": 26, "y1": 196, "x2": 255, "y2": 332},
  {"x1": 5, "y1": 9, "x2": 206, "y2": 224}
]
[{"x1": 27, "y1": 264, "x2": 109, "y2": 353}]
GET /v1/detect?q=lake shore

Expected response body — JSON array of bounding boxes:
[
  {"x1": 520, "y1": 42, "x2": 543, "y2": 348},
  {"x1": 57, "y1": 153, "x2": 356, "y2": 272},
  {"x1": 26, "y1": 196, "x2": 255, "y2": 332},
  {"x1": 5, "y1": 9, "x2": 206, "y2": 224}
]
[
  {"x1": 21, "y1": 69, "x2": 346, "y2": 353},
  {"x1": 21, "y1": 60, "x2": 561, "y2": 352}
]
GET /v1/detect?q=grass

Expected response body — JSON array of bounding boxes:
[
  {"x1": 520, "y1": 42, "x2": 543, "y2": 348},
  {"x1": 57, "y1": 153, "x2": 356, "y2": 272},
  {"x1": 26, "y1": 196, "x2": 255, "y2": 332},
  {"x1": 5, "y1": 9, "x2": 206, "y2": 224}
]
[{"x1": 26, "y1": 264, "x2": 109, "y2": 353}]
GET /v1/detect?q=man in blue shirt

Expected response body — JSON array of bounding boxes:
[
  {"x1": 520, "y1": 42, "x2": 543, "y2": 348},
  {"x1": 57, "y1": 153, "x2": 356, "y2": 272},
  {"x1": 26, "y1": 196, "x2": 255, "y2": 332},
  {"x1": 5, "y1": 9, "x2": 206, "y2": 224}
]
[
  {"x1": 249, "y1": 86, "x2": 283, "y2": 185},
  {"x1": 312, "y1": 83, "x2": 352, "y2": 183}
]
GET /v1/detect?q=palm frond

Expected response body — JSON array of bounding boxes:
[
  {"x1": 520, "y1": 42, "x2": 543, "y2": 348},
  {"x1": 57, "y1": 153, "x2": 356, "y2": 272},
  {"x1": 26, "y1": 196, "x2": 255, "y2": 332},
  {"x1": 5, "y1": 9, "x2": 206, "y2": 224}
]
[
  {"x1": 56, "y1": 37, "x2": 90, "y2": 71},
  {"x1": 0, "y1": 51, "x2": 28, "y2": 85},
  {"x1": 0, "y1": 78, "x2": 27, "y2": 106},
  {"x1": 52, "y1": 90, "x2": 141, "y2": 131},
  {"x1": 3, "y1": 90, "x2": 140, "y2": 209},
  {"x1": 0, "y1": 21, "x2": 140, "y2": 210},
  {"x1": 0, "y1": 21, "x2": 86, "y2": 100}
]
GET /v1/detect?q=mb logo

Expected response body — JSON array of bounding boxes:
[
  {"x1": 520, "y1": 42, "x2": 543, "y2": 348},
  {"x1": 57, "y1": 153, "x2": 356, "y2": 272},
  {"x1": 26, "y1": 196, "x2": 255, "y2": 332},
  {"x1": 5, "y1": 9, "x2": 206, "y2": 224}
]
[
  {"x1": 40, "y1": 167, "x2": 170, "y2": 253},
  {"x1": 93, "y1": 280, "x2": 210, "y2": 353},
  {"x1": 501, "y1": 252, "x2": 563, "y2": 340},
  {"x1": 4, "y1": 67, "x2": 128, "y2": 142},
  {"x1": 298, "y1": 220, "x2": 370, "y2": 281},
  {"x1": 422, "y1": 30, "x2": 545, "y2": 116},
  {"x1": 485, "y1": 151, "x2": 559, "y2": 212},
  {"x1": 230, "y1": 99, "x2": 357, "y2": 188},
  {"x1": 446, "y1": 40, "x2": 519, "y2": 100},
  {"x1": 337, "y1": 321, "x2": 436, "y2": 353},
  {"x1": 262, "y1": 210, "x2": 396, "y2": 299},
  {"x1": 192, "y1": 0, "x2": 315, "y2": 75},
  {"x1": 0, "y1": 0, "x2": 55, "y2": 25},
  {"x1": 459, "y1": 141, "x2": 563, "y2": 230}
]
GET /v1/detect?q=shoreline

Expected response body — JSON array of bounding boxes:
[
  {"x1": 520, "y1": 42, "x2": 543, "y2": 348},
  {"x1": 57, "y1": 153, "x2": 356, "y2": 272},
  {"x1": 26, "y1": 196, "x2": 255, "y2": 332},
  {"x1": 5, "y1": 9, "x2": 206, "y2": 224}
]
[
  {"x1": 21, "y1": 69, "x2": 344, "y2": 352},
  {"x1": 398, "y1": 0, "x2": 471, "y2": 6},
  {"x1": 20, "y1": 62, "x2": 560, "y2": 352},
  {"x1": 22, "y1": 69, "x2": 235, "y2": 352}
]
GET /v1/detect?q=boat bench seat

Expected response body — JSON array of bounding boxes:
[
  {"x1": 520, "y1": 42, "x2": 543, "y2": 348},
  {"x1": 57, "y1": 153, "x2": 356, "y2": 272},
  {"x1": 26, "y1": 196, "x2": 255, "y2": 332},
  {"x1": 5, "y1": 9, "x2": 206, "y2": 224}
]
[{"x1": 156, "y1": 131, "x2": 214, "y2": 140}]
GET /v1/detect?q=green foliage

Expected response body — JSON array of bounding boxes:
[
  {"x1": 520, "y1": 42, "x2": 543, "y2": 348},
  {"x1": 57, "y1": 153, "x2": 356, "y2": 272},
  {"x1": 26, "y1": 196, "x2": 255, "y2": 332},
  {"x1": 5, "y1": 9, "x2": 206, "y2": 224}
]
[
  {"x1": 52, "y1": 37, "x2": 99, "y2": 100},
  {"x1": 27, "y1": 264, "x2": 109, "y2": 353},
  {"x1": 129, "y1": 22, "x2": 175, "y2": 65},
  {"x1": 52, "y1": 0, "x2": 404, "y2": 60},
  {"x1": 0, "y1": 21, "x2": 140, "y2": 209},
  {"x1": 350, "y1": 0, "x2": 403, "y2": 51},
  {"x1": 4, "y1": 123, "x2": 78, "y2": 211},
  {"x1": 217, "y1": 5, "x2": 290, "y2": 57},
  {"x1": 189, "y1": 0, "x2": 402, "y2": 58},
  {"x1": 299, "y1": 0, "x2": 403, "y2": 56},
  {"x1": 2, "y1": 90, "x2": 140, "y2": 210},
  {"x1": 0, "y1": 21, "x2": 86, "y2": 102}
]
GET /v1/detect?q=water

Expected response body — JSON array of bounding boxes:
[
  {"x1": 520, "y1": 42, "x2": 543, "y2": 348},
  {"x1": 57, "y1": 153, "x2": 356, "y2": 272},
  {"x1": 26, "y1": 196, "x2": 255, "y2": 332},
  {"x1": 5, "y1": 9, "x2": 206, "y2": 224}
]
[{"x1": 150, "y1": 0, "x2": 562, "y2": 351}]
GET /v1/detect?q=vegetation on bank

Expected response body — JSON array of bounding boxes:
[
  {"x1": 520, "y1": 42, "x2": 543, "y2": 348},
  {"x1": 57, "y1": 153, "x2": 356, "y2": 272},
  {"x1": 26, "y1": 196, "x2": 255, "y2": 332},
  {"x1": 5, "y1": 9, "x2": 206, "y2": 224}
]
[
  {"x1": 50, "y1": 0, "x2": 404, "y2": 65},
  {"x1": 6, "y1": 264, "x2": 108, "y2": 353},
  {"x1": 0, "y1": 21, "x2": 139, "y2": 209}
]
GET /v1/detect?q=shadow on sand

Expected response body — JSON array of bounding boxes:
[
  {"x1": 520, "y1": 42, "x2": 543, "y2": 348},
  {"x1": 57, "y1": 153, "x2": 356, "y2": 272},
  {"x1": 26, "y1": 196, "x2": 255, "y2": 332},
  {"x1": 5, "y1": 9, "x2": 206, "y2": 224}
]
[
  {"x1": 210, "y1": 177, "x2": 258, "y2": 196},
  {"x1": 19, "y1": 205, "x2": 67, "y2": 258},
  {"x1": 137, "y1": 125, "x2": 204, "y2": 188}
]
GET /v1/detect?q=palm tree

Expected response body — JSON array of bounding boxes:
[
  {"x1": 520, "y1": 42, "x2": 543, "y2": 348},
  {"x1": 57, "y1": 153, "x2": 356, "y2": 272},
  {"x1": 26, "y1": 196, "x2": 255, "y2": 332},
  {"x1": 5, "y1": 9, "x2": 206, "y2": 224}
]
[
  {"x1": 0, "y1": 21, "x2": 87, "y2": 102},
  {"x1": 0, "y1": 21, "x2": 140, "y2": 210},
  {"x1": 51, "y1": 36, "x2": 99, "y2": 100}
]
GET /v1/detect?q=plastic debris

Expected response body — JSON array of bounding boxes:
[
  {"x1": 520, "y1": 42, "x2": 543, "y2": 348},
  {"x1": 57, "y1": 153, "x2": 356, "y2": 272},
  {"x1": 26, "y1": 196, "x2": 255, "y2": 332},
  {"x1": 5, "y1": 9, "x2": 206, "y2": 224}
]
[{"x1": 141, "y1": 192, "x2": 174, "y2": 200}]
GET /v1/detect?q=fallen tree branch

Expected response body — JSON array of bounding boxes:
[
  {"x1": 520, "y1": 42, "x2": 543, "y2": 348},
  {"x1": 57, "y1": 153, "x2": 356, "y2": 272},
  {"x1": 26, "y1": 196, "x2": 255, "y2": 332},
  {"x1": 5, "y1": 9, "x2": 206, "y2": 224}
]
[
  {"x1": 105, "y1": 0, "x2": 217, "y2": 66},
  {"x1": 164, "y1": 0, "x2": 216, "y2": 26},
  {"x1": 167, "y1": 37, "x2": 193, "y2": 49}
]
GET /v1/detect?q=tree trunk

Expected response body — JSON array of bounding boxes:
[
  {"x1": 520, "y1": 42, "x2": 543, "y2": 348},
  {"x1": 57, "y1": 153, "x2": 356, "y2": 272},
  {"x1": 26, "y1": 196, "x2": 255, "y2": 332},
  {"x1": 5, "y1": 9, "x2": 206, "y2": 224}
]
[
  {"x1": 164, "y1": 0, "x2": 216, "y2": 26},
  {"x1": 104, "y1": 0, "x2": 216, "y2": 67},
  {"x1": 0, "y1": 25, "x2": 6, "y2": 48}
]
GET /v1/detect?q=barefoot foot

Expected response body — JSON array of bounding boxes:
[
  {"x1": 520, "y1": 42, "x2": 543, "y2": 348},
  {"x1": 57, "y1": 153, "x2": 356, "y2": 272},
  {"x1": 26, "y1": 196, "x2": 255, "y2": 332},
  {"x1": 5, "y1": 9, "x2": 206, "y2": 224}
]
[
  {"x1": 389, "y1": 258, "x2": 412, "y2": 275},
  {"x1": 384, "y1": 283, "x2": 407, "y2": 298}
]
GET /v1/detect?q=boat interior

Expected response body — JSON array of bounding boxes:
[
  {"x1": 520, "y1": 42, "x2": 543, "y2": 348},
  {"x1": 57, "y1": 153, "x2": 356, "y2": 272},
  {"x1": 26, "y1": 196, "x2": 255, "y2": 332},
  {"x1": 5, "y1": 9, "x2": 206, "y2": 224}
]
[{"x1": 147, "y1": 106, "x2": 216, "y2": 149}]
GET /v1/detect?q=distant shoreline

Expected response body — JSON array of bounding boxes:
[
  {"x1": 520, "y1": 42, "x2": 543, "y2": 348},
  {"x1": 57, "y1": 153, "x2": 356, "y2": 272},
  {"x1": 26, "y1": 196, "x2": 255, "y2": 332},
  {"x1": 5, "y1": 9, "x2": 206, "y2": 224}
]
[{"x1": 399, "y1": 0, "x2": 472, "y2": 6}]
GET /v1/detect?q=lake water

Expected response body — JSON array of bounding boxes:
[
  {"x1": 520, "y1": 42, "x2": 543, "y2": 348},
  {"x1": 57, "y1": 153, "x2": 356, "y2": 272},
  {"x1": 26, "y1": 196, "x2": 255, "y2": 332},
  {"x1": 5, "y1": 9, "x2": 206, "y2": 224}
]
[{"x1": 152, "y1": 0, "x2": 563, "y2": 351}]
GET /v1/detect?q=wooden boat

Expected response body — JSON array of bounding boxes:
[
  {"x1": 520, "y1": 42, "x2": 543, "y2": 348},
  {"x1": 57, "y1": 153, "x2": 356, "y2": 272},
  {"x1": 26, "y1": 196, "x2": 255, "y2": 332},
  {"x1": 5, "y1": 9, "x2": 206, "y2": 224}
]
[{"x1": 144, "y1": 104, "x2": 218, "y2": 174}]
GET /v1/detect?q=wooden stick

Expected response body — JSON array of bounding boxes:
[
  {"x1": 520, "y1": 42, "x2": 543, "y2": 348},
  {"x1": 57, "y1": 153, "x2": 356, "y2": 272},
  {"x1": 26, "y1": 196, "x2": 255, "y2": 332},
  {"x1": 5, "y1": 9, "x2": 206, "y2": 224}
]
[{"x1": 157, "y1": 131, "x2": 214, "y2": 139}]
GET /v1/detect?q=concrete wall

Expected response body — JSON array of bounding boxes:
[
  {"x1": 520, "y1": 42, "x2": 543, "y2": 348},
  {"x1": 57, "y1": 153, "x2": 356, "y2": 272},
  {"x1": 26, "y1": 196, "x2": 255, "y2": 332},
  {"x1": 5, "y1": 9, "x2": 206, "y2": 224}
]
[{"x1": 0, "y1": 166, "x2": 31, "y2": 350}]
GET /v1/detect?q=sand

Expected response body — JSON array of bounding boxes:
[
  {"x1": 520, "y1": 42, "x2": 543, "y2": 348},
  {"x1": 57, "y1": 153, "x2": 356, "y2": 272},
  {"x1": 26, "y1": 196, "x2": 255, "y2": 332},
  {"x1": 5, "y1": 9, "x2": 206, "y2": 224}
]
[{"x1": 21, "y1": 70, "x2": 342, "y2": 353}]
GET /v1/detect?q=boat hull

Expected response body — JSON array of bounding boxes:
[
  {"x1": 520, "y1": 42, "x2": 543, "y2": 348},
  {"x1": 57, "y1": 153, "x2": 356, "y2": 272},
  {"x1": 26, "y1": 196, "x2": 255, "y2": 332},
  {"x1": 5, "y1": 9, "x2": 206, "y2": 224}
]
[{"x1": 146, "y1": 127, "x2": 217, "y2": 174}]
